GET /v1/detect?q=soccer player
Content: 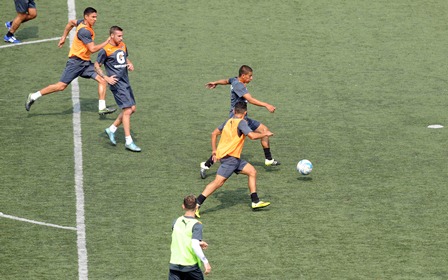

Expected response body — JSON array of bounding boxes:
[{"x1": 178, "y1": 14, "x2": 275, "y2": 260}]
[
  {"x1": 25, "y1": 7, "x2": 116, "y2": 115},
  {"x1": 169, "y1": 195, "x2": 211, "y2": 280},
  {"x1": 200, "y1": 65, "x2": 280, "y2": 179},
  {"x1": 4, "y1": 0, "x2": 37, "y2": 43},
  {"x1": 95, "y1": 26, "x2": 141, "y2": 152},
  {"x1": 195, "y1": 101, "x2": 272, "y2": 218}
]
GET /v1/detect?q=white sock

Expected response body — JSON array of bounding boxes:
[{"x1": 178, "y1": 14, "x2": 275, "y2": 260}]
[
  {"x1": 31, "y1": 91, "x2": 42, "y2": 100},
  {"x1": 109, "y1": 125, "x2": 117, "y2": 133},
  {"x1": 125, "y1": 136, "x2": 133, "y2": 145},
  {"x1": 99, "y1": 100, "x2": 106, "y2": 110}
]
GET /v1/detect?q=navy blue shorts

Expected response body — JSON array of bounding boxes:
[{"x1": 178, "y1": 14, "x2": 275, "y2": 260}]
[
  {"x1": 217, "y1": 156, "x2": 248, "y2": 178},
  {"x1": 60, "y1": 57, "x2": 97, "y2": 84},
  {"x1": 111, "y1": 85, "x2": 135, "y2": 109},
  {"x1": 15, "y1": 0, "x2": 36, "y2": 13}
]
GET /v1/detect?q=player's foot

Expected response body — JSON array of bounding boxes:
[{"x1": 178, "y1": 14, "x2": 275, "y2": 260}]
[
  {"x1": 105, "y1": 128, "x2": 116, "y2": 145},
  {"x1": 125, "y1": 142, "x2": 141, "y2": 152},
  {"x1": 195, "y1": 207, "x2": 201, "y2": 218},
  {"x1": 265, "y1": 159, "x2": 281, "y2": 166},
  {"x1": 4, "y1": 34, "x2": 20, "y2": 44},
  {"x1": 98, "y1": 106, "x2": 116, "y2": 115},
  {"x1": 5, "y1": 21, "x2": 12, "y2": 31},
  {"x1": 252, "y1": 201, "x2": 271, "y2": 209},
  {"x1": 200, "y1": 162, "x2": 209, "y2": 179},
  {"x1": 25, "y1": 93, "x2": 34, "y2": 111}
]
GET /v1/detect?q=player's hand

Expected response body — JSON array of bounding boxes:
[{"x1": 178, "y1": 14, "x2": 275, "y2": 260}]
[
  {"x1": 266, "y1": 104, "x2": 276, "y2": 113},
  {"x1": 199, "y1": 241, "x2": 208, "y2": 250},
  {"x1": 127, "y1": 63, "x2": 134, "y2": 71},
  {"x1": 105, "y1": 75, "x2": 118, "y2": 85},
  {"x1": 205, "y1": 82, "x2": 217, "y2": 89},
  {"x1": 204, "y1": 263, "x2": 211, "y2": 275},
  {"x1": 58, "y1": 38, "x2": 66, "y2": 48}
]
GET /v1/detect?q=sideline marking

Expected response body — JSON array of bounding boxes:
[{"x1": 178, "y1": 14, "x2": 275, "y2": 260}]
[
  {"x1": 0, "y1": 212, "x2": 76, "y2": 231},
  {"x1": 65, "y1": 0, "x2": 89, "y2": 279},
  {"x1": 0, "y1": 37, "x2": 60, "y2": 49}
]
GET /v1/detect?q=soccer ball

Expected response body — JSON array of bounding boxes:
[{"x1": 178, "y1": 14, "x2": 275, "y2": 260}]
[{"x1": 297, "y1": 159, "x2": 313, "y2": 175}]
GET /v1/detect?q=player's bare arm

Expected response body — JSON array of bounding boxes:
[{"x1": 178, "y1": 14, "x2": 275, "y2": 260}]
[
  {"x1": 243, "y1": 93, "x2": 276, "y2": 113},
  {"x1": 94, "y1": 61, "x2": 118, "y2": 85},
  {"x1": 58, "y1": 19, "x2": 78, "y2": 48},
  {"x1": 205, "y1": 79, "x2": 229, "y2": 89},
  {"x1": 210, "y1": 128, "x2": 221, "y2": 162},
  {"x1": 85, "y1": 36, "x2": 111, "y2": 53},
  {"x1": 247, "y1": 130, "x2": 273, "y2": 140}
]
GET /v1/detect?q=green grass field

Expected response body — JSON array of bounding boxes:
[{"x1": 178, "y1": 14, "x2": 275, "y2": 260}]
[{"x1": 1, "y1": 0, "x2": 448, "y2": 279}]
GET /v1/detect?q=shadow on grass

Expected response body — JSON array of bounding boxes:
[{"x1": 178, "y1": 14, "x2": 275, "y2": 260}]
[
  {"x1": 297, "y1": 176, "x2": 313, "y2": 182},
  {"x1": 199, "y1": 188, "x2": 247, "y2": 216},
  {"x1": 16, "y1": 26, "x2": 39, "y2": 40}
]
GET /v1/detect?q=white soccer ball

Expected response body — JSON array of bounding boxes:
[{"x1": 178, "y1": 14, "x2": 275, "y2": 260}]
[{"x1": 297, "y1": 159, "x2": 313, "y2": 175}]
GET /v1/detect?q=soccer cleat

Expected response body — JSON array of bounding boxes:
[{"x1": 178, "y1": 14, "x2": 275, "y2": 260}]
[
  {"x1": 252, "y1": 201, "x2": 271, "y2": 209},
  {"x1": 4, "y1": 34, "x2": 20, "y2": 44},
  {"x1": 125, "y1": 142, "x2": 141, "y2": 152},
  {"x1": 5, "y1": 21, "x2": 12, "y2": 31},
  {"x1": 265, "y1": 159, "x2": 281, "y2": 166},
  {"x1": 200, "y1": 162, "x2": 209, "y2": 179},
  {"x1": 105, "y1": 128, "x2": 116, "y2": 145},
  {"x1": 98, "y1": 106, "x2": 116, "y2": 115},
  {"x1": 195, "y1": 207, "x2": 201, "y2": 218},
  {"x1": 25, "y1": 94, "x2": 34, "y2": 111}
]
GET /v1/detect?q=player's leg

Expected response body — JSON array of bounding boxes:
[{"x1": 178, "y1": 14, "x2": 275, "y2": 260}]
[
  {"x1": 200, "y1": 155, "x2": 214, "y2": 179},
  {"x1": 122, "y1": 106, "x2": 140, "y2": 152},
  {"x1": 94, "y1": 74, "x2": 116, "y2": 115},
  {"x1": 4, "y1": 1, "x2": 36, "y2": 43},
  {"x1": 25, "y1": 82, "x2": 68, "y2": 111},
  {"x1": 251, "y1": 120, "x2": 281, "y2": 166},
  {"x1": 238, "y1": 161, "x2": 271, "y2": 209}
]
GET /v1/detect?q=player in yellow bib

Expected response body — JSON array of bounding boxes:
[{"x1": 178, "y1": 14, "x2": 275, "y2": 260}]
[
  {"x1": 169, "y1": 195, "x2": 211, "y2": 279},
  {"x1": 195, "y1": 101, "x2": 273, "y2": 218}
]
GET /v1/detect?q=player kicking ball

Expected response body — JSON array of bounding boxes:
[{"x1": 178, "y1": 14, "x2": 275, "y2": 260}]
[
  {"x1": 195, "y1": 101, "x2": 272, "y2": 218},
  {"x1": 95, "y1": 26, "x2": 141, "y2": 152}
]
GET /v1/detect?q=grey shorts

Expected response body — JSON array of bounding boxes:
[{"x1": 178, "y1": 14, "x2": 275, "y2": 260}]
[
  {"x1": 60, "y1": 57, "x2": 97, "y2": 84},
  {"x1": 111, "y1": 85, "x2": 135, "y2": 109},
  {"x1": 217, "y1": 156, "x2": 248, "y2": 179},
  {"x1": 15, "y1": 0, "x2": 36, "y2": 13},
  {"x1": 229, "y1": 111, "x2": 260, "y2": 131}
]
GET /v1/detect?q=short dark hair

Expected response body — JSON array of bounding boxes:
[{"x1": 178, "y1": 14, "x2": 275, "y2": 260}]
[
  {"x1": 110, "y1": 25, "x2": 123, "y2": 35},
  {"x1": 84, "y1": 7, "x2": 97, "y2": 16},
  {"x1": 183, "y1": 195, "x2": 197, "y2": 210},
  {"x1": 234, "y1": 101, "x2": 247, "y2": 114},
  {"x1": 238, "y1": 65, "x2": 253, "y2": 77}
]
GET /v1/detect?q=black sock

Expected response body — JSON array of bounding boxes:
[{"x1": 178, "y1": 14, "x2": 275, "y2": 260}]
[
  {"x1": 197, "y1": 194, "x2": 207, "y2": 206},
  {"x1": 263, "y1": 148, "x2": 272, "y2": 160},
  {"x1": 205, "y1": 155, "x2": 214, "y2": 168},
  {"x1": 250, "y1": 192, "x2": 260, "y2": 203},
  {"x1": 7, "y1": 31, "x2": 13, "y2": 37}
]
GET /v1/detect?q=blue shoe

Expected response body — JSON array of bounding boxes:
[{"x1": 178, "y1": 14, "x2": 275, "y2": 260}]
[
  {"x1": 4, "y1": 34, "x2": 20, "y2": 43},
  {"x1": 105, "y1": 128, "x2": 116, "y2": 145},
  {"x1": 5, "y1": 21, "x2": 12, "y2": 31},
  {"x1": 125, "y1": 142, "x2": 141, "y2": 152}
]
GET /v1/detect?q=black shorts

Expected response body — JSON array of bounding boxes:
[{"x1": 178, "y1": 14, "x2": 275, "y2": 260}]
[{"x1": 168, "y1": 267, "x2": 204, "y2": 280}]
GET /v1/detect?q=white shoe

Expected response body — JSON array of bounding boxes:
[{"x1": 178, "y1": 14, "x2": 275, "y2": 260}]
[
  {"x1": 200, "y1": 162, "x2": 209, "y2": 179},
  {"x1": 265, "y1": 159, "x2": 281, "y2": 166}
]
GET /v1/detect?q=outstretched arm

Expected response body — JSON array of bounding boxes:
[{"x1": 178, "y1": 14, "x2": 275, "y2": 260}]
[
  {"x1": 247, "y1": 129, "x2": 273, "y2": 140},
  {"x1": 243, "y1": 93, "x2": 276, "y2": 113},
  {"x1": 205, "y1": 79, "x2": 229, "y2": 89}
]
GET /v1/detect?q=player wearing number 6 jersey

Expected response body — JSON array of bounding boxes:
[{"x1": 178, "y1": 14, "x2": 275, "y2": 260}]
[{"x1": 95, "y1": 26, "x2": 141, "y2": 152}]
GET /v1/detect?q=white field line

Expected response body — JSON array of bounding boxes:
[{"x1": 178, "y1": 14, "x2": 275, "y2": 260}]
[
  {"x1": 0, "y1": 212, "x2": 76, "y2": 231},
  {"x1": 0, "y1": 37, "x2": 60, "y2": 49},
  {"x1": 66, "y1": 0, "x2": 89, "y2": 279}
]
